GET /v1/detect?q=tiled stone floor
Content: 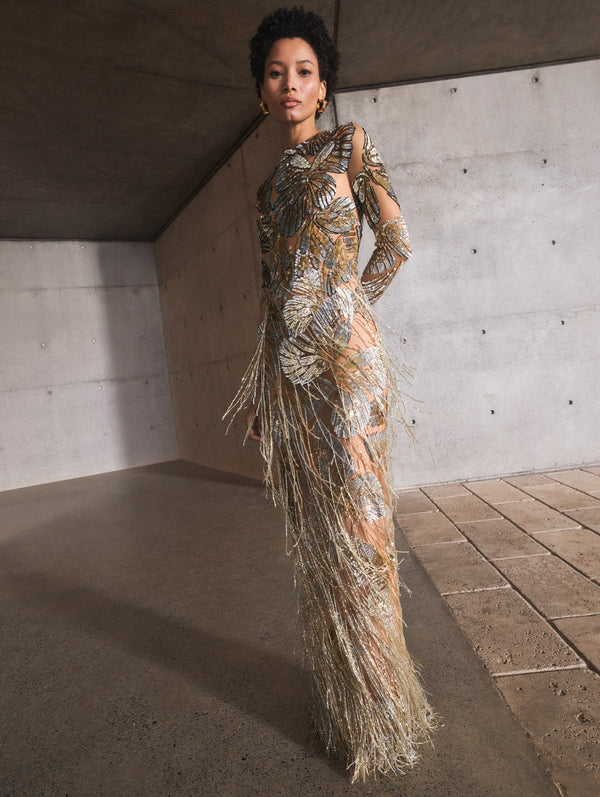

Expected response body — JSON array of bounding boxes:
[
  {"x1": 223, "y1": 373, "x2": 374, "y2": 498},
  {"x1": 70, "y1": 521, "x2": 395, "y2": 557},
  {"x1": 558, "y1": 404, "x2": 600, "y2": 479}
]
[{"x1": 396, "y1": 465, "x2": 600, "y2": 797}]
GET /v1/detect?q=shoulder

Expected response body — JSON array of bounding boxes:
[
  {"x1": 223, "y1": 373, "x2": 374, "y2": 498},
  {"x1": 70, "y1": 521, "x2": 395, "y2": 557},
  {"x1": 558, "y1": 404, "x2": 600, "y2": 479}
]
[
  {"x1": 335, "y1": 122, "x2": 370, "y2": 179},
  {"x1": 332, "y1": 121, "x2": 366, "y2": 147},
  {"x1": 335, "y1": 122, "x2": 371, "y2": 164},
  {"x1": 323, "y1": 122, "x2": 367, "y2": 175},
  {"x1": 335, "y1": 121, "x2": 369, "y2": 141}
]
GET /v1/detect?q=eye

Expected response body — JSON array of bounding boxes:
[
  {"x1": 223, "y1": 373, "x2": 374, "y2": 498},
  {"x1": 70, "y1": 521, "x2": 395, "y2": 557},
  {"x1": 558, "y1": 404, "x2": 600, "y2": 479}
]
[
  {"x1": 299, "y1": 69, "x2": 311, "y2": 75},
  {"x1": 269, "y1": 69, "x2": 282, "y2": 78}
]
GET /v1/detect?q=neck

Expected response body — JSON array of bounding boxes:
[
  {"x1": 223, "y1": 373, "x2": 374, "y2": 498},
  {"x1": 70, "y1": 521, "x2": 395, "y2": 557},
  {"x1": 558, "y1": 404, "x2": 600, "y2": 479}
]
[{"x1": 279, "y1": 118, "x2": 320, "y2": 150}]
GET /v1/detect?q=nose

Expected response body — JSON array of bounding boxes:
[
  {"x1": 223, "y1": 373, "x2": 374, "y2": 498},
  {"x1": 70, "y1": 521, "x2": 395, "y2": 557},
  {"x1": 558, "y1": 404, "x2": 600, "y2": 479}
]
[{"x1": 283, "y1": 75, "x2": 297, "y2": 93}]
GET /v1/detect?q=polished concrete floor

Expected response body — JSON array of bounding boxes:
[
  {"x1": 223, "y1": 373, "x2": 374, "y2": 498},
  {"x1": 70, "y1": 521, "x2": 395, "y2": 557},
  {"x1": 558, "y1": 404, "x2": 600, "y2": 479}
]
[{"x1": 1, "y1": 460, "x2": 562, "y2": 796}]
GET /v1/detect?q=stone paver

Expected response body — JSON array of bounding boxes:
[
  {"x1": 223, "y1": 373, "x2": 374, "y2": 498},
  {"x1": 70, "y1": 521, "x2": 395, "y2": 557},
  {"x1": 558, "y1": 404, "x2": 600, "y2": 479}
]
[
  {"x1": 402, "y1": 464, "x2": 600, "y2": 797},
  {"x1": 464, "y1": 479, "x2": 532, "y2": 504},
  {"x1": 446, "y1": 588, "x2": 581, "y2": 674},
  {"x1": 495, "y1": 669, "x2": 600, "y2": 797},
  {"x1": 421, "y1": 482, "x2": 470, "y2": 499},
  {"x1": 397, "y1": 511, "x2": 465, "y2": 546},
  {"x1": 534, "y1": 528, "x2": 600, "y2": 580},
  {"x1": 548, "y1": 469, "x2": 600, "y2": 493},
  {"x1": 414, "y1": 541, "x2": 507, "y2": 594},
  {"x1": 505, "y1": 473, "x2": 554, "y2": 487},
  {"x1": 553, "y1": 614, "x2": 600, "y2": 670},
  {"x1": 565, "y1": 506, "x2": 600, "y2": 533},
  {"x1": 432, "y1": 494, "x2": 500, "y2": 523},
  {"x1": 394, "y1": 489, "x2": 437, "y2": 515},
  {"x1": 521, "y1": 482, "x2": 600, "y2": 511},
  {"x1": 457, "y1": 517, "x2": 548, "y2": 560},
  {"x1": 498, "y1": 499, "x2": 581, "y2": 533},
  {"x1": 494, "y1": 555, "x2": 600, "y2": 619}
]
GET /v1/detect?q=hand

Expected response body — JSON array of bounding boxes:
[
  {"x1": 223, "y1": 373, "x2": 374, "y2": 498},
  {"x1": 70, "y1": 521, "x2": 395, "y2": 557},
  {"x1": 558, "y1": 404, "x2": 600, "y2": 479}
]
[{"x1": 246, "y1": 405, "x2": 262, "y2": 441}]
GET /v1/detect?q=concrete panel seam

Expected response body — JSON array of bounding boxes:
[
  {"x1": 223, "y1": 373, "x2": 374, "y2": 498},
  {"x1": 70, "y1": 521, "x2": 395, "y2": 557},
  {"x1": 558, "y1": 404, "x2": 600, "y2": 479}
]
[
  {"x1": 334, "y1": 55, "x2": 600, "y2": 95},
  {"x1": 0, "y1": 372, "x2": 169, "y2": 394},
  {"x1": 393, "y1": 141, "x2": 600, "y2": 170},
  {"x1": 402, "y1": 303, "x2": 600, "y2": 334},
  {"x1": 168, "y1": 354, "x2": 250, "y2": 371},
  {"x1": 0, "y1": 284, "x2": 159, "y2": 294}
]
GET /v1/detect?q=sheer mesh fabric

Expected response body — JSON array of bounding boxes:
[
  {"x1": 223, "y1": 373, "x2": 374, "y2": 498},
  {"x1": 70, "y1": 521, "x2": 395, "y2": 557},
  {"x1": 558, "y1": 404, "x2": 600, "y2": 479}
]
[{"x1": 224, "y1": 122, "x2": 435, "y2": 781}]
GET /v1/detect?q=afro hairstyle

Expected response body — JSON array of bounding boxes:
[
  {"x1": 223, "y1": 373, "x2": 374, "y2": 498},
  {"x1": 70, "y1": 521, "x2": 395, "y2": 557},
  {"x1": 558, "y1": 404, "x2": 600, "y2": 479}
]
[{"x1": 250, "y1": 6, "x2": 339, "y2": 101}]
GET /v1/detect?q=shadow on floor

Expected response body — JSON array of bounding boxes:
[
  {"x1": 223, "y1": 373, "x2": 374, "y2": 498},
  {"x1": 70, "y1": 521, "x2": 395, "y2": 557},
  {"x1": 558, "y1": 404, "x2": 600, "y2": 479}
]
[{"x1": 0, "y1": 462, "x2": 558, "y2": 795}]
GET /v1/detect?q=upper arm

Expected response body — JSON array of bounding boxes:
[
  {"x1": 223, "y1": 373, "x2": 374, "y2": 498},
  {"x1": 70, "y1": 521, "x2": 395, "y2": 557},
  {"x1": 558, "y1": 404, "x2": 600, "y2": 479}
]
[
  {"x1": 348, "y1": 124, "x2": 403, "y2": 233},
  {"x1": 347, "y1": 124, "x2": 413, "y2": 302}
]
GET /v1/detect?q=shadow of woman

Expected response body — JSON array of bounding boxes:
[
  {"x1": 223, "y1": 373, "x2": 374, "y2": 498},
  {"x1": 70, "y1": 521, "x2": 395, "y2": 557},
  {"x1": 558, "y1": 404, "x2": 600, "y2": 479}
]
[{"x1": 2, "y1": 560, "x2": 318, "y2": 753}]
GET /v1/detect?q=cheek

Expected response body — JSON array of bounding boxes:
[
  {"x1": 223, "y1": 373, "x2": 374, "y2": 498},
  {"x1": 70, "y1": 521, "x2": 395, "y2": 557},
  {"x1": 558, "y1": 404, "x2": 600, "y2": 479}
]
[{"x1": 263, "y1": 77, "x2": 279, "y2": 95}]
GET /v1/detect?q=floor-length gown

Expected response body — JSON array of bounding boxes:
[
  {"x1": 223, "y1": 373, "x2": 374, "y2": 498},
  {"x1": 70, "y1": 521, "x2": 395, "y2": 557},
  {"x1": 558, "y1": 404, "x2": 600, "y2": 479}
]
[{"x1": 225, "y1": 122, "x2": 435, "y2": 781}]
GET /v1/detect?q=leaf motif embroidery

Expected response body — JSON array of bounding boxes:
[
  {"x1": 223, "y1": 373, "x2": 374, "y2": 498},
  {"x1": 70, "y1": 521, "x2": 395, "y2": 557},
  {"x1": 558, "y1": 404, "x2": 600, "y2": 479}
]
[{"x1": 273, "y1": 125, "x2": 356, "y2": 238}]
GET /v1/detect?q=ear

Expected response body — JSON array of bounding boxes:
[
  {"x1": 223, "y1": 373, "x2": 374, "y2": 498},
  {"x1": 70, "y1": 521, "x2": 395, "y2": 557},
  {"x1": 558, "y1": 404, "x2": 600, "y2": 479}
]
[{"x1": 319, "y1": 80, "x2": 327, "y2": 101}]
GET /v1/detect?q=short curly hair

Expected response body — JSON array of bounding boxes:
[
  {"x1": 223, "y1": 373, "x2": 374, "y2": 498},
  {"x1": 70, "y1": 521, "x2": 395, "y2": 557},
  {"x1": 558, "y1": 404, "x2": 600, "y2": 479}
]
[{"x1": 250, "y1": 6, "x2": 339, "y2": 101}]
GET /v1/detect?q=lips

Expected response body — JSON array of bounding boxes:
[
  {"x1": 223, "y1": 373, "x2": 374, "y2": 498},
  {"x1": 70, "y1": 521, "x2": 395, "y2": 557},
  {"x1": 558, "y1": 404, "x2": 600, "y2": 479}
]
[{"x1": 282, "y1": 98, "x2": 300, "y2": 107}]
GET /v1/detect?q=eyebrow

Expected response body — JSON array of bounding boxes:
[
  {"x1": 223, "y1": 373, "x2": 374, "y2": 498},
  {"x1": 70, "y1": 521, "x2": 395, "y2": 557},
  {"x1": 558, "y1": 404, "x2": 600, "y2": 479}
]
[{"x1": 267, "y1": 59, "x2": 315, "y2": 67}]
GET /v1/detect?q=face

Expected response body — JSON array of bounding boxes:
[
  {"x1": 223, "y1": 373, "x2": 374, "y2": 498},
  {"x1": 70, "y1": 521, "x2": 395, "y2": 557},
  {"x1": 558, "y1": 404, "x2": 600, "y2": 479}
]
[{"x1": 261, "y1": 37, "x2": 327, "y2": 124}]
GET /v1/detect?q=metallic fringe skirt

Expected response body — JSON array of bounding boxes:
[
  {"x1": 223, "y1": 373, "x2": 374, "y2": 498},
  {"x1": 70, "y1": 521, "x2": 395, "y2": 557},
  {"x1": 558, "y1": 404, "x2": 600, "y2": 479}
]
[{"x1": 224, "y1": 318, "x2": 436, "y2": 782}]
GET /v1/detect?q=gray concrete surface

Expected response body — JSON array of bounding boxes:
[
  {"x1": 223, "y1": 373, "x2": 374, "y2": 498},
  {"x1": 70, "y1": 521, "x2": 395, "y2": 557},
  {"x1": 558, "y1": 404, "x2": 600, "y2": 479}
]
[
  {"x1": 1, "y1": 461, "x2": 559, "y2": 795},
  {"x1": 154, "y1": 119, "x2": 280, "y2": 482},
  {"x1": 3, "y1": 1, "x2": 599, "y2": 240},
  {"x1": 0, "y1": 241, "x2": 177, "y2": 491},
  {"x1": 339, "y1": 59, "x2": 600, "y2": 486},
  {"x1": 155, "y1": 59, "x2": 600, "y2": 488}
]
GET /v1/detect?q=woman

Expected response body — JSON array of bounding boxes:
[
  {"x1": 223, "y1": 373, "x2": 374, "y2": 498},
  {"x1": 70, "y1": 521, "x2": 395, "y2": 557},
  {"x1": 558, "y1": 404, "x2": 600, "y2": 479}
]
[{"x1": 225, "y1": 6, "x2": 435, "y2": 781}]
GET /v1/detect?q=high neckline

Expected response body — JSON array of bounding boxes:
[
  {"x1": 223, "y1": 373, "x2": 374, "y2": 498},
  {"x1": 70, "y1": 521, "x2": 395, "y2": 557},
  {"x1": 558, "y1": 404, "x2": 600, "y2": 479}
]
[{"x1": 282, "y1": 128, "x2": 332, "y2": 156}]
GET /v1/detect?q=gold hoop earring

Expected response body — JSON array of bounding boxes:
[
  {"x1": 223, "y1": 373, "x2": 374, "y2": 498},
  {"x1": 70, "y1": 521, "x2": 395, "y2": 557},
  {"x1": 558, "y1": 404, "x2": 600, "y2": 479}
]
[
  {"x1": 260, "y1": 99, "x2": 269, "y2": 115},
  {"x1": 316, "y1": 98, "x2": 327, "y2": 114}
]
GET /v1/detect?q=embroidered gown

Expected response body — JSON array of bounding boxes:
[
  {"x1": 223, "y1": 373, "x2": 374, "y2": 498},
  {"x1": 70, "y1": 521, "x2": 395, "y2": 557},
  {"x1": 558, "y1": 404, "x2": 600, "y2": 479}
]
[{"x1": 225, "y1": 122, "x2": 435, "y2": 781}]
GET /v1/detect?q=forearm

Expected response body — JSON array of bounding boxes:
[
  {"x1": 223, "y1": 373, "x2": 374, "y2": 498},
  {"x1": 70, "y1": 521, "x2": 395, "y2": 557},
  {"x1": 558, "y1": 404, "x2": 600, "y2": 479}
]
[{"x1": 361, "y1": 216, "x2": 411, "y2": 303}]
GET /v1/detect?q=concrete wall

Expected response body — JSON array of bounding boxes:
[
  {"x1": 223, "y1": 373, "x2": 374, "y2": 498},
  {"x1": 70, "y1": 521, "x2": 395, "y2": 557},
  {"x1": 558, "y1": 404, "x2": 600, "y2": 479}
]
[
  {"x1": 154, "y1": 122, "x2": 282, "y2": 479},
  {"x1": 155, "y1": 59, "x2": 600, "y2": 487},
  {"x1": 0, "y1": 241, "x2": 177, "y2": 491},
  {"x1": 338, "y1": 59, "x2": 600, "y2": 485}
]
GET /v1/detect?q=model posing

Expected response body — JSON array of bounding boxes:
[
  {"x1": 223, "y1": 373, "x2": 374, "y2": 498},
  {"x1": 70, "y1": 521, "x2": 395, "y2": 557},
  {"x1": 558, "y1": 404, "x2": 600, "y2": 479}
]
[{"x1": 225, "y1": 7, "x2": 435, "y2": 782}]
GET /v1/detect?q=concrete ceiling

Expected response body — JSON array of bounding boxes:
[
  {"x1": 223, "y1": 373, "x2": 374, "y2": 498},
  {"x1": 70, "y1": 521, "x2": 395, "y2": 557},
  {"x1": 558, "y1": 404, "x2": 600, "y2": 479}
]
[{"x1": 2, "y1": 0, "x2": 599, "y2": 241}]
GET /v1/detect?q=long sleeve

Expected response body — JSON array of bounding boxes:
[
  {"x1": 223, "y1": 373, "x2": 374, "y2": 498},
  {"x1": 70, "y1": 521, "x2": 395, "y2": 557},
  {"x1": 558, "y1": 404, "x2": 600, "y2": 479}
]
[
  {"x1": 349, "y1": 126, "x2": 412, "y2": 304},
  {"x1": 225, "y1": 123, "x2": 436, "y2": 780}
]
